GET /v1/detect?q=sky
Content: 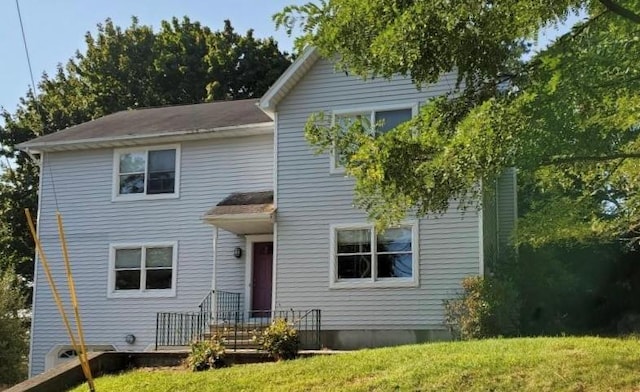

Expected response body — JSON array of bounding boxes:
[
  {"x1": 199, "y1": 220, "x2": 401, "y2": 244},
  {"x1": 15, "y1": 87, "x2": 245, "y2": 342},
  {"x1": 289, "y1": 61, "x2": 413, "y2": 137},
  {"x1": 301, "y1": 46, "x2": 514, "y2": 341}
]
[
  {"x1": 0, "y1": 1, "x2": 584, "y2": 117},
  {"x1": 0, "y1": 0, "x2": 305, "y2": 114}
]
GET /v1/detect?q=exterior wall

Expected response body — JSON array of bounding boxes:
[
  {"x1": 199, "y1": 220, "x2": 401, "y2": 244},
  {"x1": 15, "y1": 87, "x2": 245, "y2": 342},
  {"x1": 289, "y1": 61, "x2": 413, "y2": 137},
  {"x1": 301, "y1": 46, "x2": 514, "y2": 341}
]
[
  {"x1": 274, "y1": 58, "x2": 481, "y2": 334},
  {"x1": 30, "y1": 134, "x2": 272, "y2": 376},
  {"x1": 481, "y1": 169, "x2": 518, "y2": 274},
  {"x1": 496, "y1": 168, "x2": 518, "y2": 254}
]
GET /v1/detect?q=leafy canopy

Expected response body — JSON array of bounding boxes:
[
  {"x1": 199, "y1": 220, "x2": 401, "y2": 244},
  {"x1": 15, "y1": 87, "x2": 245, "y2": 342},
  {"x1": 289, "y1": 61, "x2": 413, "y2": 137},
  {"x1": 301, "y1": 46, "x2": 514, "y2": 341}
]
[{"x1": 276, "y1": 0, "x2": 640, "y2": 246}]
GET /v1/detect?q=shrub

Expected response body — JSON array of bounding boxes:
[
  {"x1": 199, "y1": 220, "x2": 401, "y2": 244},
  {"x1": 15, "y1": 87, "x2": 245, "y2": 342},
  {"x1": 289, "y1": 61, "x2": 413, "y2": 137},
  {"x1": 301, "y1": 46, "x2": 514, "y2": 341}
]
[
  {"x1": 255, "y1": 318, "x2": 299, "y2": 360},
  {"x1": 444, "y1": 275, "x2": 520, "y2": 340},
  {"x1": 186, "y1": 334, "x2": 225, "y2": 371}
]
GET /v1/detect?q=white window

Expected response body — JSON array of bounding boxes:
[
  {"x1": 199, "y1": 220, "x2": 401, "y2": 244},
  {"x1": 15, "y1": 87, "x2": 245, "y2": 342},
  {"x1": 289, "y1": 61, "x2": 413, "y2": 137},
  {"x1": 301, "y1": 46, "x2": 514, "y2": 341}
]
[
  {"x1": 330, "y1": 222, "x2": 419, "y2": 288},
  {"x1": 113, "y1": 144, "x2": 180, "y2": 200},
  {"x1": 330, "y1": 104, "x2": 418, "y2": 173},
  {"x1": 108, "y1": 242, "x2": 178, "y2": 298}
]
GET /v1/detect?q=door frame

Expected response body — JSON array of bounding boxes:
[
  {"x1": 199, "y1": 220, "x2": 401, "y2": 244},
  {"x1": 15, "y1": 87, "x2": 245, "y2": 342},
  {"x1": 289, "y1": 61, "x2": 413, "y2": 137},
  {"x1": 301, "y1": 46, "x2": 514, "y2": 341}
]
[{"x1": 244, "y1": 234, "x2": 274, "y2": 319}]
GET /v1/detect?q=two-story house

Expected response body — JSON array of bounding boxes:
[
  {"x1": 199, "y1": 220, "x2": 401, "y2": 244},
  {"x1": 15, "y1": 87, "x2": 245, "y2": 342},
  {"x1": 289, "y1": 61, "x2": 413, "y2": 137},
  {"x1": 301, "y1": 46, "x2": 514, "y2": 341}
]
[{"x1": 18, "y1": 47, "x2": 517, "y2": 376}]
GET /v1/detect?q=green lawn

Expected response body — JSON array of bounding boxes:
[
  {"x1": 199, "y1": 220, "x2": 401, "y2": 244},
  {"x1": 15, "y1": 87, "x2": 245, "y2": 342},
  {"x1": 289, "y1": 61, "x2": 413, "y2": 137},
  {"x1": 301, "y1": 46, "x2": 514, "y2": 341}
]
[{"x1": 71, "y1": 337, "x2": 640, "y2": 391}]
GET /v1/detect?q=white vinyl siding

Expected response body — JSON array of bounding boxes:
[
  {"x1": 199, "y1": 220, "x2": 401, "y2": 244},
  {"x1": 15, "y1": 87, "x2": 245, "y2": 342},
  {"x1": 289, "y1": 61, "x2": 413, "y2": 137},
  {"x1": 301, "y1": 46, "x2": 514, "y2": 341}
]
[
  {"x1": 29, "y1": 134, "x2": 272, "y2": 376},
  {"x1": 275, "y1": 58, "x2": 480, "y2": 330}
]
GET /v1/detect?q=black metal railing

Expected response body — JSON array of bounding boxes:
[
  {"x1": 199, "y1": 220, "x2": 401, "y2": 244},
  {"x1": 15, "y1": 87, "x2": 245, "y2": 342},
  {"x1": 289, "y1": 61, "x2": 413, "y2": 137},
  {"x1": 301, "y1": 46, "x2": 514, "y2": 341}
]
[
  {"x1": 210, "y1": 309, "x2": 322, "y2": 350},
  {"x1": 155, "y1": 292, "x2": 321, "y2": 350},
  {"x1": 156, "y1": 290, "x2": 242, "y2": 349}
]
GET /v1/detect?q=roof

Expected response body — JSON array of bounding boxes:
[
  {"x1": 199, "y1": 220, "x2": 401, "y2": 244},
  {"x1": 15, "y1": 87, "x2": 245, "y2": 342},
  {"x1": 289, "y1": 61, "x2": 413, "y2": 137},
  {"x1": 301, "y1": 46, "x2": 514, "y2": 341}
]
[
  {"x1": 259, "y1": 46, "x2": 321, "y2": 113},
  {"x1": 205, "y1": 191, "x2": 275, "y2": 216},
  {"x1": 203, "y1": 190, "x2": 275, "y2": 235},
  {"x1": 19, "y1": 99, "x2": 273, "y2": 152}
]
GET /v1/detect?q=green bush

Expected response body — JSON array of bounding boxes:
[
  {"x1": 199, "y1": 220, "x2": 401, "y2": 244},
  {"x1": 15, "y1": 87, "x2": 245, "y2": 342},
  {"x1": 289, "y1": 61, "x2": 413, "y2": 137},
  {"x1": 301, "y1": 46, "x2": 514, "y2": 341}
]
[
  {"x1": 186, "y1": 334, "x2": 225, "y2": 371},
  {"x1": 254, "y1": 318, "x2": 299, "y2": 360},
  {"x1": 444, "y1": 275, "x2": 520, "y2": 340}
]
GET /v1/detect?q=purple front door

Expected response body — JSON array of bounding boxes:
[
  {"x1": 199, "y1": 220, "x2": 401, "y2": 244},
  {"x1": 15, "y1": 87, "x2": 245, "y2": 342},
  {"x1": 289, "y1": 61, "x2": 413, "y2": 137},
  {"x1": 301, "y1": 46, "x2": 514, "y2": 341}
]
[{"x1": 251, "y1": 242, "x2": 273, "y2": 317}]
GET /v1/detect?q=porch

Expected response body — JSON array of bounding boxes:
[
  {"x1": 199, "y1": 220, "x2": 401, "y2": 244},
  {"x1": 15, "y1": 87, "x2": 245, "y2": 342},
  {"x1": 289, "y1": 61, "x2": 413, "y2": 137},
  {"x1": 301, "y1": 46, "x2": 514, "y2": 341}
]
[{"x1": 154, "y1": 290, "x2": 322, "y2": 351}]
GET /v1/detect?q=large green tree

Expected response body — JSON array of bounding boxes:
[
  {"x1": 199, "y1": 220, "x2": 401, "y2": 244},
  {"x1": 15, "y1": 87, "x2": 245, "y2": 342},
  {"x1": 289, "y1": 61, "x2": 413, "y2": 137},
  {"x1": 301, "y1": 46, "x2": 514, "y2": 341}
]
[
  {"x1": 276, "y1": 0, "x2": 640, "y2": 246},
  {"x1": 0, "y1": 17, "x2": 291, "y2": 292}
]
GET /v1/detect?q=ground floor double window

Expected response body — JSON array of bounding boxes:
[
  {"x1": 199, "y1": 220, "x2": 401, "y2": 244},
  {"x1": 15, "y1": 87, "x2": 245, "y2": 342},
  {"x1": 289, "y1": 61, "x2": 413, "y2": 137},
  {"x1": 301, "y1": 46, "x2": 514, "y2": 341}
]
[
  {"x1": 330, "y1": 223, "x2": 419, "y2": 288},
  {"x1": 108, "y1": 242, "x2": 177, "y2": 298}
]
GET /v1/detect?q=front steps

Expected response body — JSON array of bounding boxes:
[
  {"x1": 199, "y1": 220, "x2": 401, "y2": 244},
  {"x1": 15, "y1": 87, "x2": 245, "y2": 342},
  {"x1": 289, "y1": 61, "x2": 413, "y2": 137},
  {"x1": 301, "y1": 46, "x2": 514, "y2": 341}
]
[{"x1": 205, "y1": 323, "x2": 267, "y2": 350}]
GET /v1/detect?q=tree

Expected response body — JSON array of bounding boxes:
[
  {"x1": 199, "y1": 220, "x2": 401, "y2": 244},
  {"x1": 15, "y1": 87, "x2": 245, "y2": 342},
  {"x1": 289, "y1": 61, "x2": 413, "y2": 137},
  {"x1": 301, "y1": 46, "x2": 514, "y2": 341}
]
[
  {"x1": 0, "y1": 267, "x2": 28, "y2": 386},
  {"x1": 0, "y1": 17, "x2": 291, "y2": 294},
  {"x1": 275, "y1": 1, "x2": 640, "y2": 246}
]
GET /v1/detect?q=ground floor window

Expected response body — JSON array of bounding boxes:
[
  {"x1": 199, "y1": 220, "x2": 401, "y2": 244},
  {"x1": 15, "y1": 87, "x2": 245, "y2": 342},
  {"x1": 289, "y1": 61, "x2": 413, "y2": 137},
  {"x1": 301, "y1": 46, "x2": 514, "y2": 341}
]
[
  {"x1": 108, "y1": 242, "x2": 178, "y2": 298},
  {"x1": 330, "y1": 222, "x2": 419, "y2": 288}
]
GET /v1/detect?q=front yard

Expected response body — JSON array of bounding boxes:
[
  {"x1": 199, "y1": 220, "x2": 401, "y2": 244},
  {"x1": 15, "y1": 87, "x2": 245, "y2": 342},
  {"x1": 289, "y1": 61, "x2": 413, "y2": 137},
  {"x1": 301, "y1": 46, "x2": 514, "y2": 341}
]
[{"x1": 70, "y1": 337, "x2": 640, "y2": 391}]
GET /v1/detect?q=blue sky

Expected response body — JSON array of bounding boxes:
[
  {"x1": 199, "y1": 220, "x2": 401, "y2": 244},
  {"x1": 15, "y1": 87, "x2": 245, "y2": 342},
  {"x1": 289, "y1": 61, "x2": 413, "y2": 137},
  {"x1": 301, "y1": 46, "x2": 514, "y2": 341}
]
[{"x1": 0, "y1": 0, "x2": 305, "y2": 114}]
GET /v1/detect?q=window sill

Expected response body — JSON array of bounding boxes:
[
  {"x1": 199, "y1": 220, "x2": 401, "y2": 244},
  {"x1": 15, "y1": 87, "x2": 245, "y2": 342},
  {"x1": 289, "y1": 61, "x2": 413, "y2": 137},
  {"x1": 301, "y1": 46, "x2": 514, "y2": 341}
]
[
  {"x1": 329, "y1": 278, "x2": 419, "y2": 290},
  {"x1": 107, "y1": 289, "x2": 176, "y2": 299},
  {"x1": 111, "y1": 192, "x2": 180, "y2": 202}
]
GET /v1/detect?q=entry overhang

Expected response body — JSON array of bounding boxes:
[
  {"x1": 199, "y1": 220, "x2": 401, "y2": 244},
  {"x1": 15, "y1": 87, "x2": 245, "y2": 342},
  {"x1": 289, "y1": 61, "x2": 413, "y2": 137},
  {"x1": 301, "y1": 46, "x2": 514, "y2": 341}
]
[{"x1": 203, "y1": 190, "x2": 275, "y2": 235}]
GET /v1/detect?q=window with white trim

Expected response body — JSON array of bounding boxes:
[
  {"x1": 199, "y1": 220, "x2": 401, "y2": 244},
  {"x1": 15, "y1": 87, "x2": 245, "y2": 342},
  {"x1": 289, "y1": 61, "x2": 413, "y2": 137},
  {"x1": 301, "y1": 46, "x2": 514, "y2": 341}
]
[
  {"x1": 331, "y1": 105, "x2": 417, "y2": 173},
  {"x1": 331, "y1": 223, "x2": 418, "y2": 287},
  {"x1": 108, "y1": 243, "x2": 177, "y2": 298},
  {"x1": 113, "y1": 145, "x2": 180, "y2": 200}
]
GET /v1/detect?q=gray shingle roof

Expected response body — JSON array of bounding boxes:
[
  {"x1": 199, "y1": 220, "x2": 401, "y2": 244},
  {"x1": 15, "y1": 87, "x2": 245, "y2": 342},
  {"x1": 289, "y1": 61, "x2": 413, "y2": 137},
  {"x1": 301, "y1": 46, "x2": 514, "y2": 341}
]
[
  {"x1": 205, "y1": 191, "x2": 275, "y2": 216},
  {"x1": 20, "y1": 99, "x2": 271, "y2": 148}
]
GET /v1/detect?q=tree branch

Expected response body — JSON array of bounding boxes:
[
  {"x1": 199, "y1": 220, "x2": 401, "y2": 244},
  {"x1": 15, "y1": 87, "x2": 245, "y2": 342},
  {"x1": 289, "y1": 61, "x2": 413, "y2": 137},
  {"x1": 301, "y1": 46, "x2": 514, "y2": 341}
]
[
  {"x1": 542, "y1": 152, "x2": 640, "y2": 165},
  {"x1": 599, "y1": 0, "x2": 640, "y2": 24}
]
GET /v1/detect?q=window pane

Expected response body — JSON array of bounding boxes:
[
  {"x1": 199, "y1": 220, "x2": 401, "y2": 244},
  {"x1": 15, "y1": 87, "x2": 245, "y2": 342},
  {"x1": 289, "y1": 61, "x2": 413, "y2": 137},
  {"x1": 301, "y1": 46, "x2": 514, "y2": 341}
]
[
  {"x1": 377, "y1": 227, "x2": 412, "y2": 253},
  {"x1": 115, "y1": 248, "x2": 141, "y2": 268},
  {"x1": 375, "y1": 108, "x2": 412, "y2": 134},
  {"x1": 147, "y1": 172, "x2": 175, "y2": 194},
  {"x1": 146, "y1": 269, "x2": 172, "y2": 289},
  {"x1": 119, "y1": 152, "x2": 146, "y2": 174},
  {"x1": 337, "y1": 229, "x2": 371, "y2": 253},
  {"x1": 146, "y1": 247, "x2": 173, "y2": 267},
  {"x1": 119, "y1": 174, "x2": 145, "y2": 194},
  {"x1": 337, "y1": 255, "x2": 372, "y2": 279},
  {"x1": 115, "y1": 270, "x2": 141, "y2": 290},
  {"x1": 148, "y1": 149, "x2": 176, "y2": 173},
  {"x1": 378, "y1": 254, "x2": 413, "y2": 278}
]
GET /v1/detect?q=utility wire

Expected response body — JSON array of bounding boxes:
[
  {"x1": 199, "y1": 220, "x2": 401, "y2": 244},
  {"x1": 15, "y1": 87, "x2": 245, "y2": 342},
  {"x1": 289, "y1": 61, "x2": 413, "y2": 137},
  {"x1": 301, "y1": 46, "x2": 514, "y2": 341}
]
[{"x1": 15, "y1": 0, "x2": 59, "y2": 210}]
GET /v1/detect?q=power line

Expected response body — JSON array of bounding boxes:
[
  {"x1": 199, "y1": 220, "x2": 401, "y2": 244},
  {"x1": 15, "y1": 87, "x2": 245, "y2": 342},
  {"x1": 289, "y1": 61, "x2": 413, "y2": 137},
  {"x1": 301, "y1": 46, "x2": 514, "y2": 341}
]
[{"x1": 14, "y1": 0, "x2": 59, "y2": 211}]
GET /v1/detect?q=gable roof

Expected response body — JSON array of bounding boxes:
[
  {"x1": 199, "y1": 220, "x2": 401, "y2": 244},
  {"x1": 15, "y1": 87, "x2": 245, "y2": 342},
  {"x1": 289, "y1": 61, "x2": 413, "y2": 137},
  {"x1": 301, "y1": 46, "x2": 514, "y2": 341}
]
[
  {"x1": 259, "y1": 46, "x2": 321, "y2": 113},
  {"x1": 19, "y1": 99, "x2": 273, "y2": 152}
]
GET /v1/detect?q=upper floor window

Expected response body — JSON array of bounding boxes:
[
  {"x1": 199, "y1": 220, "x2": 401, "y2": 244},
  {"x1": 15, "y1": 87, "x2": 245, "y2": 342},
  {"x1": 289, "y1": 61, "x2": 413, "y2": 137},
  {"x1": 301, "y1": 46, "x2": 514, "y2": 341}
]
[
  {"x1": 329, "y1": 222, "x2": 419, "y2": 289},
  {"x1": 331, "y1": 104, "x2": 418, "y2": 173},
  {"x1": 107, "y1": 242, "x2": 178, "y2": 298},
  {"x1": 113, "y1": 145, "x2": 180, "y2": 200}
]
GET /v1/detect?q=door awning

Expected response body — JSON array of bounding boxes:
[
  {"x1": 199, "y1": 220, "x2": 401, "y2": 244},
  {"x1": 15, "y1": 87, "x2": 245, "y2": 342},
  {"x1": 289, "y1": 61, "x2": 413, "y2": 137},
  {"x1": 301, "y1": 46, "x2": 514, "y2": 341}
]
[{"x1": 203, "y1": 190, "x2": 275, "y2": 234}]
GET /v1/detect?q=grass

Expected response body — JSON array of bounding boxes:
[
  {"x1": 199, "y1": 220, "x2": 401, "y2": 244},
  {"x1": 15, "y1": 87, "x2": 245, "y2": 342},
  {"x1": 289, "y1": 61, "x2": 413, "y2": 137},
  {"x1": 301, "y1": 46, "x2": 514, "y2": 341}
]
[{"x1": 70, "y1": 337, "x2": 640, "y2": 391}]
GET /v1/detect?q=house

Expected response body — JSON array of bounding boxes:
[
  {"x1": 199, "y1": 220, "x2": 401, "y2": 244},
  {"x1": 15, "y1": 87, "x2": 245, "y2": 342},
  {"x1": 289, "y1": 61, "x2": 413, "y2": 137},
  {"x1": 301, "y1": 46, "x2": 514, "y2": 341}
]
[{"x1": 18, "y1": 47, "x2": 517, "y2": 377}]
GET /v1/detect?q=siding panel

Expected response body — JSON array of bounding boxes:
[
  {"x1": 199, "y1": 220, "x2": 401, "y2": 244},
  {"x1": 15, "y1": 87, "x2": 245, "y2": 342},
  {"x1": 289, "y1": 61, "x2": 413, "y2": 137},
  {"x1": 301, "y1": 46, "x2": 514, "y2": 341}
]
[
  {"x1": 30, "y1": 134, "x2": 272, "y2": 375},
  {"x1": 275, "y1": 59, "x2": 480, "y2": 330}
]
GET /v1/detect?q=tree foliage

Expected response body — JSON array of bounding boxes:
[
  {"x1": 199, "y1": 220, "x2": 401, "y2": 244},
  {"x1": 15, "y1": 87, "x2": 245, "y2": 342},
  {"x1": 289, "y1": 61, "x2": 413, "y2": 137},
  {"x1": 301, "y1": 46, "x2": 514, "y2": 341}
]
[
  {"x1": 0, "y1": 267, "x2": 28, "y2": 386},
  {"x1": 0, "y1": 17, "x2": 291, "y2": 292},
  {"x1": 277, "y1": 0, "x2": 640, "y2": 246}
]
